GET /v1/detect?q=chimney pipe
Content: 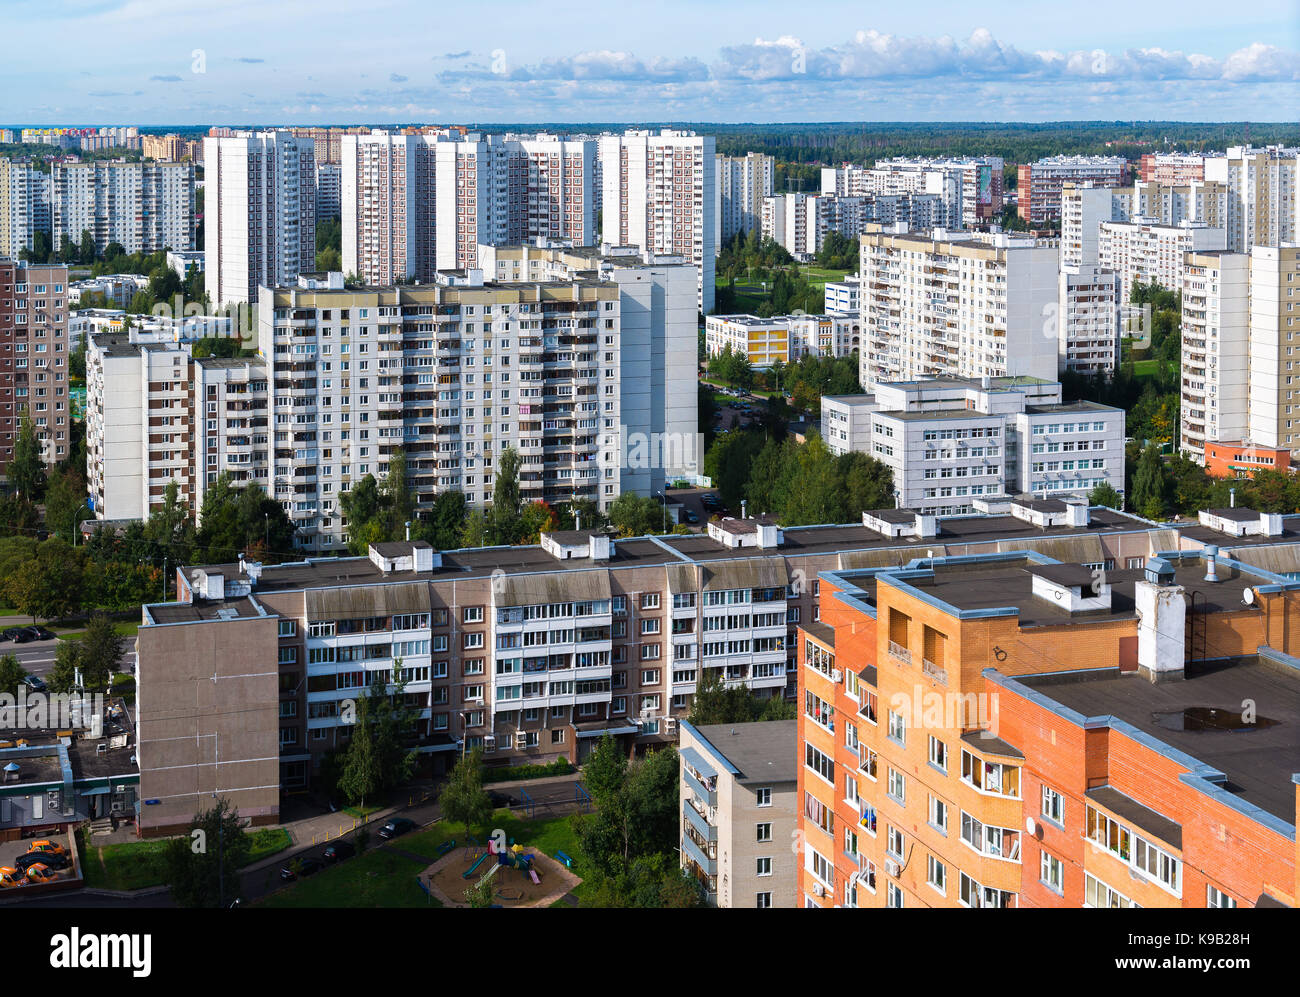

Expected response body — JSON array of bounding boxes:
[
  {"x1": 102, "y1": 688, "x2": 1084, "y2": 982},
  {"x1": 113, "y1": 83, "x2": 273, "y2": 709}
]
[
  {"x1": 741, "y1": 500, "x2": 748, "y2": 519},
  {"x1": 575, "y1": 510, "x2": 582, "y2": 532},
  {"x1": 1229, "y1": 487, "x2": 1236, "y2": 508},
  {"x1": 1204, "y1": 544, "x2": 1220, "y2": 582},
  {"x1": 405, "y1": 521, "x2": 411, "y2": 541}
]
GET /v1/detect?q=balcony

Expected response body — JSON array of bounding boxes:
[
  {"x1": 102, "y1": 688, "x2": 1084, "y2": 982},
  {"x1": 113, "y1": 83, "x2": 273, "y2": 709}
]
[
  {"x1": 887, "y1": 641, "x2": 912, "y2": 665},
  {"x1": 681, "y1": 831, "x2": 717, "y2": 877},
  {"x1": 682, "y1": 767, "x2": 717, "y2": 809},
  {"x1": 683, "y1": 802, "x2": 717, "y2": 842},
  {"x1": 922, "y1": 658, "x2": 948, "y2": 686}
]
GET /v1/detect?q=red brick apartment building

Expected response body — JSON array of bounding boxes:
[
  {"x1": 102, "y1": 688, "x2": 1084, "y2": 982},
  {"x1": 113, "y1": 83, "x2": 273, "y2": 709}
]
[
  {"x1": 798, "y1": 506, "x2": 1300, "y2": 909},
  {"x1": 0, "y1": 260, "x2": 71, "y2": 473}
]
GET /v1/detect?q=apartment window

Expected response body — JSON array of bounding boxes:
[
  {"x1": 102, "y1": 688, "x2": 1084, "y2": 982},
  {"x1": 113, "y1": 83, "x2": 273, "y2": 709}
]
[
  {"x1": 887, "y1": 767, "x2": 906, "y2": 805},
  {"x1": 927, "y1": 855, "x2": 947, "y2": 895},
  {"x1": 756, "y1": 822, "x2": 772, "y2": 842},
  {"x1": 1207, "y1": 885, "x2": 1237, "y2": 909},
  {"x1": 886, "y1": 825, "x2": 905, "y2": 860},
  {"x1": 278, "y1": 620, "x2": 297, "y2": 637},
  {"x1": 960, "y1": 749, "x2": 1020, "y2": 798},
  {"x1": 463, "y1": 632, "x2": 484, "y2": 649},
  {"x1": 463, "y1": 606, "x2": 484, "y2": 623},
  {"x1": 756, "y1": 857, "x2": 772, "y2": 877},
  {"x1": 640, "y1": 593, "x2": 660, "y2": 610},
  {"x1": 1085, "y1": 873, "x2": 1138, "y2": 909},
  {"x1": 1041, "y1": 851, "x2": 1065, "y2": 894},
  {"x1": 887, "y1": 710, "x2": 906, "y2": 746},
  {"x1": 887, "y1": 882, "x2": 904, "y2": 908},
  {"x1": 928, "y1": 735, "x2": 947, "y2": 772},
  {"x1": 1041, "y1": 784, "x2": 1065, "y2": 825},
  {"x1": 928, "y1": 795, "x2": 948, "y2": 834},
  {"x1": 756, "y1": 893, "x2": 772, "y2": 909},
  {"x1": 755, "y1": 787, "x2": 772, "y2": 807}
]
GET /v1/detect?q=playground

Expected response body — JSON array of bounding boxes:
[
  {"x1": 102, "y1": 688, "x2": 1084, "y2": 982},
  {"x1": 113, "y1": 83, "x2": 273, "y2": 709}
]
[{"x1": 420, "y1": 836, "x2": 582, "y2": 908}]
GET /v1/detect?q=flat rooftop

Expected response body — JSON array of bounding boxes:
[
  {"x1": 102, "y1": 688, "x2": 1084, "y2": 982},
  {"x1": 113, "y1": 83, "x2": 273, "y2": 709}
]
[
  {"x1": 1022, "y1": 656, "x2": 1300, "y2": 823},
  {"x1": 904, "y1": 559, "x2": 1260, "y2": 628},
  {"x1": 167, "y1": 509, "x2": 1158, "y2": 600},
  {"x1": 694, "y1": 720, "x2": 797, "y2": 784}
]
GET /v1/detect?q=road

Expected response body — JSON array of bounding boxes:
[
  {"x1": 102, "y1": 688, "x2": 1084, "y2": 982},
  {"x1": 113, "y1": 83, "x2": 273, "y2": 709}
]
[{"x1": 0, "y1": 635, "x2": 136, "y2": 680}]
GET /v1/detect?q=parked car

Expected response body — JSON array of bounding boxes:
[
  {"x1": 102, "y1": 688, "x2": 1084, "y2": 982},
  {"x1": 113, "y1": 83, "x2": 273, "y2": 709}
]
[
  {"x1": 25, "y1": 840, "x2": 67, "y2": 859},
  {"x1": 488, "y1": 791, "x2": 512, "y2": 808},
  {"x1": 683, "y1": 509, "x2": 699, "y2": 524},
  {"x1": 279, "y1": 857, "x2": 324, "y2": 881},
  {"x1": 22, "y1": 674, "x2": 46, "y2": 693},
  {"x1": 378, "y1": 817, "x2": 416, "y2": 840},
  {"x1": 0, "y1": 627, "x2": 25, "y2": 642},
  {"x1": 12, "y1": 629, "x2": 35, "y2": 644},
  {"x1": 321, "y1": 842, "x2": 355, "y2": 864},
  {"x1": 24, "y1": 627, "x2": 55, "y2": 641},
  {"x1": 14, "y1": 850, "x2": 68, "y2": 872},
  {"x1": 24, "y1": 863, "x2": 56, "y2": 883}
]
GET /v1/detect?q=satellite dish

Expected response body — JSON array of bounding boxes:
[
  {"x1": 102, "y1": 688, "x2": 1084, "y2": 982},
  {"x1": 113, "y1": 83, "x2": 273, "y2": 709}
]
[
  {"x1": 1025, "y1": 817, "x2": 1038, "y2": 836},
  {"x1": 1242, "y1": 587, "x2": 1255, "y2": 606}
]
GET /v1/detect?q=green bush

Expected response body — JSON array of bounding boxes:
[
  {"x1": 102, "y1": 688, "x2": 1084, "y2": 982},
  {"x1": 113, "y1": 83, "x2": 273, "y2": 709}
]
[{"x1": 481, "y1": 757, "x2": 574, "y2": 784}]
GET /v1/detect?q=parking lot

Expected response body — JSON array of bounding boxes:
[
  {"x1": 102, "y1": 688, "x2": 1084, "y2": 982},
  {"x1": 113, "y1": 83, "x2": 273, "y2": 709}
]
[
  {"x1": 0, "y1": 625, "x2": 136, "y2": 684},
  {"x1": 0, "y1": 832, "x2": 80, "y2": 891}
]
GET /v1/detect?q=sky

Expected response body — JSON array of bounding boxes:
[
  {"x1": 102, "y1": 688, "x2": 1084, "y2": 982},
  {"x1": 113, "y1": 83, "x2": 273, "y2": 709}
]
[{"x1": 1, "y1": 0, "x2": 1298, "y2": 125}]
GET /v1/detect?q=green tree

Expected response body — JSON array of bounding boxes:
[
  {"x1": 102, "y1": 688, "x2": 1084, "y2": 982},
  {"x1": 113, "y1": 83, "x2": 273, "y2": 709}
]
[
  {"x1": 438, "y1": 747, "x2": 492, "y2": 839},
  {"x1": 8, "y1": 412, "x2": 46, "y2": 500},
  {"x1": 1131, "y1": 445, "x2": 1169, "y2": 521},
  {"x1": 46, "y1": 639, "x2": 82, "y2": 694},
  {"x1": 7, "y1": 540, "x2": 84, "y2": 621},
  {"x1": 164, "y1": 797, "x2": 251, "y2": 908},
  {"x1": 424, "y1": 490, "x2": 467, "y2": 550},
  {"x1": 488, "y1": 447, "x2": 523, "y2": 545},
  {"x1": 1088, "y1": 481, "x2": 1123, "y2": 510},
  {"x1": 460, "y1": 510, "x2": 490, "y2": 548},
  {"x1": 518, "y1": 500, "x2": 559, "y2": 544},
  {"x1": 581, "y1": 734, "x2": 628, "y2": 806},
  {"x1": 78, "y1": 612, "x2": 125, "y2": 692},
  {"x1": 44, "y1": 467, "x2": 88, "y2": 540},
  {"x1": 337, "y1": 685, "x2": 383, "y2": 810},
  {"x1": 0, "y1": 653, "x2": 25, "y2": 695}
]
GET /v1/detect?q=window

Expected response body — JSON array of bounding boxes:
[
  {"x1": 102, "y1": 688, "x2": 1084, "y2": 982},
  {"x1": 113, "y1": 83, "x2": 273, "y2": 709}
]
[
  {"x1": 805, "y1": 744, "x2": 835, "y2": 784},
  {"x1": 464, "y1": 632, "x2": 484, "y2": 649},
  {"x1": 928, "y1": 795, "x2": 948, "y2": 834},
  {"x1": 1041, "y1": 851, "x2": 1064, "y2": 893},
  {"x1": 1041, "y1": 784, "x2": 1064, "y2": 825},
  {"x1": 756, "y1": 822, "x2": 772, "y2": 842},
  {"x1": 927, "y1": 855, "x2": 947, "y2": 895},
  {"x1": 1085, "y1": 805, "x2": 1181, "y2": 895},
  {"x1": 640, "y1": 592, "x2": 660, "y2": 610},
  {"x1": 463, "y1": 606, "x2": 484, "y2": 623},
  {"x1": 1085, "y1": 873, "x2": 1138, "y2": 909},
  {"x1": 755, "y1": 787, "x2": 772, "y2": 807},
  {"x1": 886, "y1": 825, "x2": 905, "y2": 860},
  {"x1": 887, "y1": 767, "x2": 906, "y2": 805},
  {"x1": 928, "y1": 735, "x2": 947, "y2": 772},
  {"x1": 278, "y1": 619, "x2": 297, "y2": 637},
  {"x1": 960, "y1": 749, "x2": 1020, "y2": 798},
  {"x1": 887, "y1": 710, "x2": 906, "y2": 745},
  {"x1": 756, "y1": 893, "x2": 772, "y2": 909},
  {"x1": 756, "y1": 857, "x2": 772, "y2": 877},
  {"x1": 887, "y1": 883, "x2": 904, "y2": 908},
  {"x1": 1206, "y1": 885, "x2": 1236, "y2": 909}
]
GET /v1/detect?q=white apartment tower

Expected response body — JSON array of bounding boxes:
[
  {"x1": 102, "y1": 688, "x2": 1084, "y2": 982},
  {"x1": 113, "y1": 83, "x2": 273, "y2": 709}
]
[
  {"x1": 1180, "y1": 252, "x2": 1250, "y2": 463},
  {"x1": 716, "y1": 153, "x2": 774, "y2": 244},
  {"x1": 204, "y1": 132, "x2": 317, "y2": 306},
  {"x1": 600, "y1": 130, "x2": 716, "y2": 313},
  {"x1": 1097, "y1": 218, "x2": 1227, "y2": 305},
  {"x1": 1246, "y1": 246, "x2": 1300, "y2": 452},
  {"x1": 0, "y1": 160, "x2": 52, "y2": 259},
  {"x1": 1204, "y1": 146, "x2": 1299, "y2": 252},
  {"x1": 858, "y1": 227, "x2": 1059, "y2": 388},
  {"x1": 52, "y1": 161, "x2": 195, "y2": 256}
]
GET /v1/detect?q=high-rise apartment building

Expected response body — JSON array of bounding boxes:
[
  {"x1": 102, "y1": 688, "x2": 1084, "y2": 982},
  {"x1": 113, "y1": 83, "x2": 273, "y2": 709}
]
[
  {"x1": 0, "y1": 159, "x2": 51, "y2": 259},
  {"x1": 342, "y1": 130, "x2": 597, "y2": 287},
  {"x1": 1097, "y1": 218, "x2": 1227, "y2": 305},
  {"x1": 1138, "y1": 152, "x2": 1212, "y2": 183},
  {"x1": 797, "y1": 535, "x2": 1300, "y2": 909},
  {"x1": 1056, "y1": 264, "x2": 1120, "y2": 375},
  {"x1": 52, "y1": 160, "x2": 195, "y2": 256},
  {"x1": 204, "y1": 131, "x2": 317, "y2": 306},
  {"x1": 1017, "y1": 156, "x2": 1129, "y2": 226},
  {"x1": 858, "y1": 227, "x2": 1059, "y2": 387},
  {"x1": 599, "y1": 130, "x2": 716, "y2": 313},
  {"x1": 0, "y1": 260, "x2": 70, "y2": 472},
  {"x1": 1204, "y1": 146, "x2": 1299, "y2": 252},
  {"x1": 85, "y1": 331, "x2": 269, "y2": 521},
  {"x1": 1179, "y1": 252, "x2": 1250, "y2": 463},
  {"x1": 716, "y1": 153, "x2": 774, "y2": 244},
  {"x1": 1245, "y1": 245, "x2": 1300, "y2": 452},
  {"x1": 820, "y1": 161, "x2": 974, "y2": 229},
  {"x1": 315, "y1": 162, "x2": 341, "y2": 221}
]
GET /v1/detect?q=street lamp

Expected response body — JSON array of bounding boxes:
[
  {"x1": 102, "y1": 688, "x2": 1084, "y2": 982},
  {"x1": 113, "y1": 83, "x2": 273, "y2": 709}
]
[{"x1": 72, "y1": 501, "x2": 93, "y2": 546}]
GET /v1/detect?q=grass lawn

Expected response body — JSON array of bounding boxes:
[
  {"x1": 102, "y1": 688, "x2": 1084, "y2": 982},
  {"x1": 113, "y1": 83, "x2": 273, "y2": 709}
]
[
  {"x1": 258, "y1": 846, "x2": 433, "y2": 908},
  {"x1": 342, "y1": 804, "x2": 383, "y2": 819},
  {"x1": 55, "y1": 620, "x2": 141, "y2": 640},
  {"x1": 77, "y1": 826, "x2": 292, "y2": 891},
  {"x1": 260, "y1": 810, "x2": 593, "y2": 908}
]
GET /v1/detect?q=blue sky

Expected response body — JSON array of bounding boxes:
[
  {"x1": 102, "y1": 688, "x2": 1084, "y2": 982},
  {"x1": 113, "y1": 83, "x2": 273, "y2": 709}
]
[{"x1": 2, "y1": 0, "x2": 1298, "y2": 124}]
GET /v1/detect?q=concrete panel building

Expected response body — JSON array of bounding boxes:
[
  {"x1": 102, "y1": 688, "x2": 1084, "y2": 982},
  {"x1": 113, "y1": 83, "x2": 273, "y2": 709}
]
[{"x1": 679, "y1": 719, "x2": 797, "y2": 907}]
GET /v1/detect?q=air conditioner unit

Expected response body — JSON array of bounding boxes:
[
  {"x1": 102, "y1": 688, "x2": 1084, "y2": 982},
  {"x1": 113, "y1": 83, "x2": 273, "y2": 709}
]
[
  {"x1": 885, "y1": 859, "x2": 901, "y2": 878},
  {"x1": 514, "y1": 731, "x2": 529, "y2": 749},
  {"x1": 811, "y1": 883, "x2": 825, "y2": 898},
  {"x1": 831, "y1": 669, "x2": 843, "y2": 682},
  {"x1": 663, "y1": 717, "x2": 678, "y2": 734}
]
